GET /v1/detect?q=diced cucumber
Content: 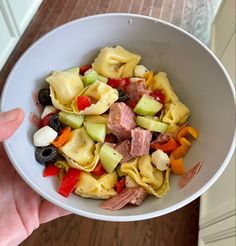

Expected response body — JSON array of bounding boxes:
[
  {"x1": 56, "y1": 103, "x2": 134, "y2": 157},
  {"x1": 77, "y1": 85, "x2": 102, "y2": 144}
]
[
  {"x1": 136, "y1": 116, "x2": 168, "y2": 133},
  {"x1": 85, "y1": 122, "x2": 106, "y2": 142},
  {"x1": 82, "y1": 69, "x2": 98, "y2": 85},
  {"x1": 97, "y1": 74, "x2": 108, "y2": 83},
  {"x1": 65, "y1": 67, "x2": 80, "y2": 74},
  {"x1": 134, "y1": 94, "x2": 163, "y2": 116},
  {"x1": 84, "y1": 115, "x2": 108, "y2": 124},
  {"x1": 58, "y1": 111, "x2": 84, "y2": 129},
  {"x1": 143, "y1": 115, "x2": 160, "y2": 121},
  {"x1": 99, "y1": 144, "x2": 123, "y2": 173}
]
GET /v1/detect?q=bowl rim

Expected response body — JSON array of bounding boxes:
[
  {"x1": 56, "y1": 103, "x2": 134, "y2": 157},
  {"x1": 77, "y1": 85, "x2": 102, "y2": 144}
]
[{"x1": 1, "y1": 13, "x2": 235, "y2": 222}]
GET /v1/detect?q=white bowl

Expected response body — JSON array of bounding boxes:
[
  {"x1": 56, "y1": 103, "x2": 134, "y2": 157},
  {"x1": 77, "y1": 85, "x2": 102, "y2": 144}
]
[{"x1": 1, "y1": 14, "x2": 235, "y2": 221}]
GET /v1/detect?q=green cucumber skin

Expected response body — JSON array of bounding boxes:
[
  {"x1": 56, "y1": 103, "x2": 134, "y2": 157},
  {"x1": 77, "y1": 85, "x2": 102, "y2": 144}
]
[
  {"x1": 85, "y1": 122, "x2": 106, "y2": 142},
  {"x1": 59, "y1": 112, "x2": 84, "y2": 129},
  {"x1": 136, "y1": 116, "x2": 168, "y2": 133},
  {"x1": 83, "y1": 69, "x2": 98, "y2": 85},
  {"x1": 99, "y1": 144, "x2": 123, "y2": 173},
  {"x1": 134, "y1": 94, "x2": 163, "y2": 116}
]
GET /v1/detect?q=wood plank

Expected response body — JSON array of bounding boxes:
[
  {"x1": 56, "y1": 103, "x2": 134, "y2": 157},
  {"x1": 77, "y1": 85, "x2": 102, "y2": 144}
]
[
  {"x1": 20, "y1": 198, "x2": 199, "y2": 246},
  {"x1": 107, "y1": 0, "x2": 122, "y2": 13},
  {"x1": 56, "y1": 0, "x2": 83, "y2": 26},
  {"x1": 160, "y1": 0, "x2": 175, "y2": 22},
  {"x1": 150, "y1": 0, "x2": 164, "y2": 18},
  {"x1": 139, "y1": 0, "x2": 154, "y2": 16},
  {"x1": 171, "y1": 0, "x2": 185, "y2": 26},
  {"x1": 129, "y1": 0, "x2": 144, "y2": 14},
  {"x1": 119, "y1": 0, "x2": 133, "y2": 13}
]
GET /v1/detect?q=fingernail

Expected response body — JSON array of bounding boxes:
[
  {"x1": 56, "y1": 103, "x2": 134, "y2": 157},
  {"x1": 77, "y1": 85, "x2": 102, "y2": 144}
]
[{"x1": 0, "y1": 108, "x2": 21, "y2": 122}]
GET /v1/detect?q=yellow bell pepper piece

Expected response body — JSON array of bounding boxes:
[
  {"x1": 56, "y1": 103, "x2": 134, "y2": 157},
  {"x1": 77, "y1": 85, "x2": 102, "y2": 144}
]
[
  {"x1": 145, "y1": 71, "x2": 154, "y2": 88},
  {"x1": 177, "y1": 126, "x2": 199, "y2": 146}
]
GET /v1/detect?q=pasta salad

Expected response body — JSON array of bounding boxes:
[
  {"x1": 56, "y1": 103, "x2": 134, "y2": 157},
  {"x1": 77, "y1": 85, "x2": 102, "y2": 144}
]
[{"x1": 32, "y1": 46, "x2": 199, "y2": 210}]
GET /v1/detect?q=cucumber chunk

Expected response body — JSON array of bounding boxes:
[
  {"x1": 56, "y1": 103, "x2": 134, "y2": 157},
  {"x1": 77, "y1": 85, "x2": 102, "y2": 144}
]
[
  {"x1": 134, "y1": 94, "x2": 163, "y2": 116},
  {"x1": 84, "y1": 115, "x2": 108, "y2": 124},
  {"x1": 82, "y1": 69, "x2": 98, "y2": 85},
  {"x1": 99, "y1": 144, "x2": 123, "y2": 173},
  {"x1": 85, "y1": 122, "x2": 106, "y2": 142},
  {"x1": 136, "y1": 116, "x2": 168, "y2": 133},
  {"x1": 58, "y1": 111, "x2": 84, "y2": 129}
]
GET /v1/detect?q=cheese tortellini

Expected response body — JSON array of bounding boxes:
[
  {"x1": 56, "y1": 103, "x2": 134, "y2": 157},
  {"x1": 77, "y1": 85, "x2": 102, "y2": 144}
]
[
  {"x1": 59, "y1": 127, "x2": 101, "y2": 172},
  {"x1": 75, "y1": 171, "x2": 118, "y2": 199},
  {"x1": 162, "y1": 101, "x2": 190, "y2": 125},
  {"x1": 152, "y1": 72, "x2": 190, "y2": 127},
  {"x1": 71, "y1": 81, "x2": 118, "y2": 115},
  {"x1": 46, "y1": 69, "x2": 84, "y2": 112},
  {"x1": 92, "y1": 46, "x2": 141, "y2": 79},
  {"x1": 121, "y1": 155, "x2": 171, "y2": 198}
]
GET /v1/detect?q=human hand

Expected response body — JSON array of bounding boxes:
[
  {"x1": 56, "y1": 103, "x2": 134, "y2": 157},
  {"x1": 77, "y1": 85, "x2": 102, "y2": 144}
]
[{"x1": 0, "y1": 109, "x2": 70, "y2": 246}]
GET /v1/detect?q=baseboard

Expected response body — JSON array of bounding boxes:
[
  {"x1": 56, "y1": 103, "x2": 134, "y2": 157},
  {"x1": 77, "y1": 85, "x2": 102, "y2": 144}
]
[
  {"x1": 198, "y1": 215, "x2": 236, "y2": 246},
  {"x1": 200, "y1": 196, "x2": 236, "y2": 229}
]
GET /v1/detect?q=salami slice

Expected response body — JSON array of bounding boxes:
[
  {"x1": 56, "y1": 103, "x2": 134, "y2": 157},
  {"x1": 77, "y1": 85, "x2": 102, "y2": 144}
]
[
  {"x1": 29, "y1": 112, "x2": 40, "y2": 128},
  {"x1": 129, "y1": 187, "x2": 147, "y2": 205},
  {"x1": 99, "y1": 187, "x2": 147, "y2": 210},
  {"x1": 32, "y1": 91, "x2": 44, "y2": 113},
  {"x1": 178, "y1": 161, "x2": 203, "y2": 189},
  {"x1": 99, "y1": 188, "x2": 134, "y2": 210}
]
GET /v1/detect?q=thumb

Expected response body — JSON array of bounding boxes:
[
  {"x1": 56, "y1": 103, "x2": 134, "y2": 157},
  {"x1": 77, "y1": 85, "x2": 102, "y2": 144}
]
[{"x1": 0, "y1": 108, "x2": 24, "y2": 141}]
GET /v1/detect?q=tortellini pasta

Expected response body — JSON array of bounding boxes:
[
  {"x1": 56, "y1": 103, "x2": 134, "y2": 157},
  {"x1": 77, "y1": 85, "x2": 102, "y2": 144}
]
[
  {"x1": 152, "y1": 72, "x2": 190, "y2": 127},
  {"x1": 75, "y1": 171, "x2": 118, "y2": 199},
  {"x1": 92, "y1": 46, "x2": 141, "y2": 79},
  {"x1": 59, "y1": 127, "x2": 101, "y2": 172},
  {"x1": 152, "y1": 72, "x2": 179, "y2": 104},
  {"x1": 162, "y1": 100, "x2": 190, "y2": 125},
  {"x1": 46, "y1": 69, "x2": 84, "y2": 112},
  {"x1": 71, "y1": 81, "x2": 118, "y2": 115},
  {"x1": 121, "y1": 155, "x2": 171, "y2": 198}
]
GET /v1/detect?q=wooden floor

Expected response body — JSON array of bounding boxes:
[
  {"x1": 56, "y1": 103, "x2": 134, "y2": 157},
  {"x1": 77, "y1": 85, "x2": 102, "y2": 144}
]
[{"x1": 0, "y1": 0, "x2": 221, "y2": 245}]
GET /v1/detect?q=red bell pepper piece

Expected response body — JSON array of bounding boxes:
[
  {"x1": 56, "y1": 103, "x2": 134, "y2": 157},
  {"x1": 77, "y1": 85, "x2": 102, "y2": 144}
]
[
  {"x1": 105, "y1": 134, "x2": 117, "y2": 143},
  {"x1": 150, "y1": 89, "x2": 166, "y2": 104},
  {"x1": 79, "y1": 65, "x2": 92, "y2": 75},
  {"x1": 91, "y1": 162, "x2": 106, "y2": 176},
  {"x1": 77, "y1": 96, "x2": 91, "y2": 111},
  {"x1": 58, "y1": 168, "x2": 81, "y2": 197},
  {"x1": 43, "y1": 165, "x2": 60, "y2": 177},
  {"x1": 127, "y1": 99, "x2": 138, "y2": 110},
  {"x1": 108, "y1": 78, "x2": 130, "y2": 89},
  {"x1": 150, "y1": 137, "x2": 179, "y2": 154},
  {"x1": 115, "y1": 177, "x2": 126, "y2": 193}
]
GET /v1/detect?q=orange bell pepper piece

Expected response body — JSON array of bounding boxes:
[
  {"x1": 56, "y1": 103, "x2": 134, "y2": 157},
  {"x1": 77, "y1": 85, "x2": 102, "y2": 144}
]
[
  {"x1": 177, "y1": 126, "x2": 199, "y2": 146},
  {"x1": 170, "y1": 155, "x2": 185, "y2": 175},
  {"x1": 52, "y1": 127, "x2": 71, "y2": 148},
  {"x1": 170, "y1": 144, "x2": 188, "y2": 175},
  {"x1": 145, "y1": 71, "x2": 154, "y2": 88},
  {"x1": 150, "y1": 137, "x2": 179, "y2": 154},
  {"x1": 170, "y1": 126, "x2": 199, "y2": 175}
]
